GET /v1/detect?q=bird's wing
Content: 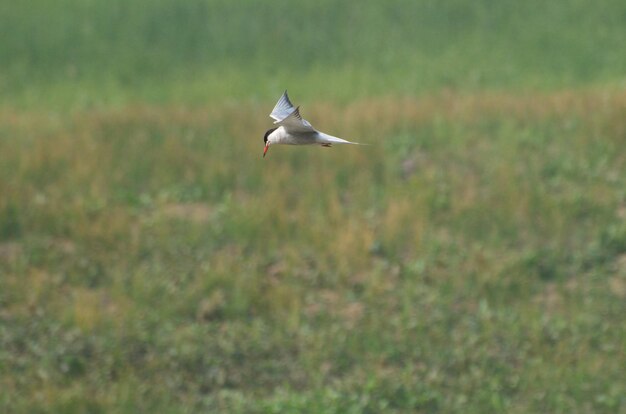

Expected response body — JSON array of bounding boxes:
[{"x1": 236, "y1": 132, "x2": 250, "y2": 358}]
[
  {"x1": 277, "y1": 106, "x2": 316, "y2": 133},
  {"x1": 269, "y1": 91, "x2": 316, "y2": 133},
  {"x1": 270, "y1": 90, "x2": 296, "y2": 122}
]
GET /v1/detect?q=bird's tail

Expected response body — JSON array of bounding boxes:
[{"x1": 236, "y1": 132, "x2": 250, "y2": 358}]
[{"x1": 319, "y1": 133, "x2": 368, "y2": 145}]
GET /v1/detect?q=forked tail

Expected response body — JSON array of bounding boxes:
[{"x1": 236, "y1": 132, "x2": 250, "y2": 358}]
[{"x1": 318, "y1": 132, "x2": 367, "y2": 145}]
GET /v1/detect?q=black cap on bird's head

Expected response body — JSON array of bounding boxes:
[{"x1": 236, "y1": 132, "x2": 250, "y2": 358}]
[
  {"x1": 263, "y1": 127, "x2": 277, "y2": 158},
  {"x1": 263, "y1": 127, "x2": 276, "y2": 144}
]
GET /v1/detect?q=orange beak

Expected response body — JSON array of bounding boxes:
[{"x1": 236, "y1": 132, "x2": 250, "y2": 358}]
[{"x1": 263, "y1": 143, "x2": 269, "y2": 158}]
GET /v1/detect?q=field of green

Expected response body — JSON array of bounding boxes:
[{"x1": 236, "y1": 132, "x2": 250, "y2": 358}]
[{"x1": 1, "y1": 1, "x2": 626, "y2": 412}]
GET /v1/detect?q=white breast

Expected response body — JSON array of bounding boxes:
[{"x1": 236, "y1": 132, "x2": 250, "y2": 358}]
[{"x1": 269, "y1": 127, "x2": 318, "y2": 145}]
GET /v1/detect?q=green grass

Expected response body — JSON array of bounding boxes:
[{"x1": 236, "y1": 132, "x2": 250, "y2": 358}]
[
  {"x1": 2, "y1": 0, "x2": 626, "y2": 109},
  {"x1": 1, "y1": 1, "x2": 626, "y2": 412},
  {"x1": 1, "y1": 91, "x2": 625, "y2": 413}
]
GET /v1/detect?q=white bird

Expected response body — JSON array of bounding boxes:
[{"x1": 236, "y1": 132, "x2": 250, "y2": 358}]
[{"x1": 263, "y1": 90, "x2": 362, "y2": 158}]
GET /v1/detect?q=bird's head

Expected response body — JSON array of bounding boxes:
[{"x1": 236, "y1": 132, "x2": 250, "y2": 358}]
[{"x1": 263, "y1": 127, "x2": 277, "y2": 158}]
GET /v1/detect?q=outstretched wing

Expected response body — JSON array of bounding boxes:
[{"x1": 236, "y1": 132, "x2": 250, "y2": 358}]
[
  {"x1": 269, "y1": 91, "x2": 316, "y2": 133},
  {"x1": 269, "y1": 90, "x2": 296, "y2": 122}
]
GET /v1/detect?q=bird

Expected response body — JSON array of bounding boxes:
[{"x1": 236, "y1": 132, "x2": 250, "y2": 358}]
[{"x1": 263, "y1": 90, "x2": 362, "y2": 158}]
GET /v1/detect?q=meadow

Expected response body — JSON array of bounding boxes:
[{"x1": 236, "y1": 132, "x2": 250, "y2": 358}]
[{"x1": 1, "y1": 1, "x2": 626, "y2": 413}]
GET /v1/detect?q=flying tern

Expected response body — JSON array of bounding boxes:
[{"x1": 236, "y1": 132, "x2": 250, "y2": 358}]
[{"x1": 263, "y1": 90, "x2": 361, "y2": 158}]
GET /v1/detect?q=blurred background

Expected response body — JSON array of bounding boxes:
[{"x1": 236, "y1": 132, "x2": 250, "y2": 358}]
[{"x1": 1, "y1": 1, "x2": 625, "y2": 412}]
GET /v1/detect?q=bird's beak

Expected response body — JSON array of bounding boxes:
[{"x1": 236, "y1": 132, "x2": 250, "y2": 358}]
[{"x1": 263, "y1": 143, "x2": 269, "y2": 158}]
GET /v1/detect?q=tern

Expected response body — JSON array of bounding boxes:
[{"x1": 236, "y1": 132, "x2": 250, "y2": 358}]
[{"x1": 263, "y1": 90, "x2": 361, "y2": 158}]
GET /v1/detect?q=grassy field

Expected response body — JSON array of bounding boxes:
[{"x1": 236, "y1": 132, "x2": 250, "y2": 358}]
[
  {"x1": 2, "y1": 0, "x2": 626, "y2": 108},
  {"x1": 1, "y1": 1, "x2": 626, "y2": 413}
]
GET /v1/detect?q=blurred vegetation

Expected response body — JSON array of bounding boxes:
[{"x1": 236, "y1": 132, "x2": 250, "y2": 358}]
[
  {"x1": 1, "y1": 0, "x2": 626, "y2": 413},
  {"x1": 1, "y1": 0, "x2": 626, "y2": 108}
]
